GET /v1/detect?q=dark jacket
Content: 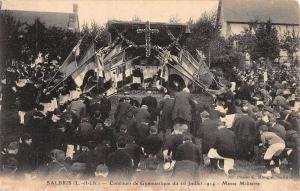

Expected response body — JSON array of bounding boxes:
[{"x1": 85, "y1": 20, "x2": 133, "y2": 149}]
[
  {"x1": 143, "y1": 134, "x2": 163, "y2": 155},
  {"x1": 198, "y1": 119, "x2": 219, "y2": 154},
  {"x1": 157, "y1": 98, "x2": 174, "y2": 130},
  {"x1": 18, "y1": 83, "x2": 38, "y2": 111},
  {"x1": 17, "y1": 143, "x2": 36, "y2": 172},
  {"x1": 232, "y1": 115, "x2": 257, "y2": 138},
  {"x1": 174, "y1": 142, "x2": 201, "y2": 165},
  {"x1": 107, "y1": 149, "x2": 134, "y2": 178},
  {"x1": 172, "y1": 91, "x2": 194, "y2": 122},
  {"x1": 214, "y1": 128, "x2": 236, "y2": 158}
]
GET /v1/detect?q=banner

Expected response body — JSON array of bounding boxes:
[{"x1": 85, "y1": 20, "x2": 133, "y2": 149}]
[
  {"x1": 59, "y1": 39, "x2": 82, "y2": 77},
  {"x1": 104, "y1": 51, "x2": 125, "y2": 82},
  {"x1": 180, "y1": 49, "x2": 213, "y2": 88},
  {"x1": 103, "y1": 44, "x2": 122, "y2": 64},
  {"x1": 71, "y1": 44, "x2": 96, "y2": 87},
  {"x1": 77, "y1": 43, "x2": 95, "y2": 67},
  {"x1": 96, "y1": 52, "x2": 104, "y2": 78},
  {"x1": 72, "y1": 61, "x2": 97, "y2": 87}
]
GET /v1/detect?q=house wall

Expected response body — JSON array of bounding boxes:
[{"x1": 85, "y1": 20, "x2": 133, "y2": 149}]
[{"x1": 223, "y1": 22, "x2": 299, "y2": 38}]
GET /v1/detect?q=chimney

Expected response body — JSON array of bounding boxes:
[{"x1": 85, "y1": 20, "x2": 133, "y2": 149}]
[{"x1": 73, "y1": 3, "x2": 78, "y2": 14}]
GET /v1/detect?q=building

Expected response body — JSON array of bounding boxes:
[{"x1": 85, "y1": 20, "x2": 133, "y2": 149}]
[
  {"x1": 0, "y1": 3, "x2": 80, "y2": 33},
  {"x1": 217, "y1": 0, "x2": 299, "y2": 38}
]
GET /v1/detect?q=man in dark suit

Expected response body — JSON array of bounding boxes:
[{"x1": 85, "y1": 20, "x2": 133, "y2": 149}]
[
  {"x1": 208, "y1": 123, "x2": 236, "y2": 175},
  {"x1": 172, "y1": 88, "x2": 195, "y2": 126},
  {"x1": 141, "y1": 92, "x2": 158, "y2": 124},
  {"x1": 106, "y1": 136, "x2": 134, "y2": 180},
  {"x1": 143, "y1": 127, "x2": 163, "y2": 156},
  {"x1": 157, "y1": 94, "x2": 174, "y2": 132},
  {"x1": 125, "y1": 136, "x2": 143, "y2": 169},
  {"x1": 231, "y1": 107, "x2": 257, "y2": 161},
  {"x1": 114, "y1": 97, "x2": 131, "y2": 131},
  {"x1": 100, "y1": 94, "x2": 111, "y2": 120},
  {"x1": 68, "y1": 96, "x2": 86, "y2": 122},
  {"x1": 174, "y1": 134, "x2": 201, "y2": 165},
  {"x1": 198, "y1": 111, "x2": 219, "y2": 155},
  {"x1": 135, "y1": 105, "x2": 151, "y2": 125},
  {"x1": 18, "y1": 80, "x2": 38, "y2": 125}
]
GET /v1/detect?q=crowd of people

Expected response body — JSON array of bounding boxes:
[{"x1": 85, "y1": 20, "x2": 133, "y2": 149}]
[{"x1": 0, "y1": 58, "x2": 299, "y2": 181}]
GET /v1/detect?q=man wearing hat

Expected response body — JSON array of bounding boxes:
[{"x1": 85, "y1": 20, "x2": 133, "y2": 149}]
[
  {"x1": 198, "y1": 111, "x2": 219, "y2": 156},
  {"x1": 259, "y1": 125, "x2": 286, "y2": 178},
  {"x1": 268, "y1": 114, "x2": 286, "y2": 140},
  {"x1": 157, "y1": 94, "x2": 175, "y2": 133},
  {"x1": 172, "y1": 88, "x2": 195, "y2": 126}
]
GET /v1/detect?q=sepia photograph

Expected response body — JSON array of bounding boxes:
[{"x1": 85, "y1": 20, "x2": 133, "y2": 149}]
[{"x1": 0, "y1": 0, "x2": 299, "y2": 190}]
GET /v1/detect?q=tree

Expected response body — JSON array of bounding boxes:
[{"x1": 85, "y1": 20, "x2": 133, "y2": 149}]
[
  {"x1": 0, "y1": 11, "x2": 26, "y2": 69},
  {"x1": 253, "y1": 19, "x2": 280, "y2": 61},
  {"x1": 280, "y1": 29, "x2": 299, "y2": 61},
  {"x1": 169, "y1": 15, "x2": 181, "y2": 24},
  {"x1": 80, "y1": 21, "x2": 110, "y2": 58},
  {"x1": 132, "y1": 16, "x2": 142, "y2": 22},
  {"x1": 210, "y1": 37, "x2": 243, "y2": 79},
  {"x1": 186, "y1": 11, "x2": 220, "y2": 57},
  {"x1": 228, "y1": 28, "x2": 257, "y2": 54}
]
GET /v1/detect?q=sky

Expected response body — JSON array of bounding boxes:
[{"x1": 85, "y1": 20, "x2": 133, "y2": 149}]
[{"x1": 1, "y1": 0, "x2": 219, "y2": 26}]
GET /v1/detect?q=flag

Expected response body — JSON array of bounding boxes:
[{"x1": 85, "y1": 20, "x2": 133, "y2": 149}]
[
  {"x1": 59, "y1": 39, "x2": 82, "y2": 77},
  {"x1": 196, "y1": 49, "x2": 206, "y2": 62},
  {"x1": 96, "y1": 52, "x2": 104, "y2": 78},
  {"x1": 77, "y1": 43, "x2": 95, "y2": 67},
  {"x1": 179, "y1": 49, "x2": 213, "y2": 88},
  {"x1": 103, "y1": 44, "x2": 122, "y2": 64},
  {"x1": 103, "y1": 51, "x2": 125, "y2": 82},
  {"x1": 72, "y1": 61, "x2": 97, "y2": 87},
  {"x1": 161, "y1": 65, "x2": 169, "y2": 81},
  {"x1": 124, "y1": 56, "x2": 139, "y2": 77},
  {"x1": 71, "y1": 43, "x2": 96, "y2": 87}
]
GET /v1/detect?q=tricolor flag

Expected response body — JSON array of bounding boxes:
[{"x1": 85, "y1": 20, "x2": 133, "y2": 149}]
[
  {"x1": 179, "y1": 49, "x2": 213, "y2": 88},
  {"x1": 71, "y1": 43, "x2": 96, "y2": 87},
  {"x1": 59, "y1": 38, "x2": 82, "y2": 77},
  {"x1": 103, "y1": 44, "x2": 122, "y2": 64},
  {"x1": 103, "y1": 51, "x2": 125, "y2": 83}
]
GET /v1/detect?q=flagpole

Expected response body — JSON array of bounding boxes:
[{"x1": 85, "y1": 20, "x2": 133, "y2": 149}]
[
  {"x1": 48, "y1": 43, "x2": 127, "y2": 94},
  {"x1": 48, "y1": 47, "x2": 97, "y2": 94},
  {"x1": 45, "y1": 34, "x2": 87, "y2": 89}
]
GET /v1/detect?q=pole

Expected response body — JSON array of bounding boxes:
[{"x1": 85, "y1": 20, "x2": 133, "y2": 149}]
[
  {"x1": 208, "y1": 43, "x2": 211, "y2": 68},
  {"x1": 45, "y1": 34, "x2": 87, "y2": 89},
  {"x1": 48, "y1": 51, "x2": 97, "y2": 94}
]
